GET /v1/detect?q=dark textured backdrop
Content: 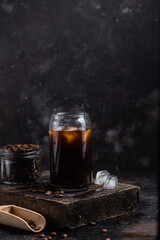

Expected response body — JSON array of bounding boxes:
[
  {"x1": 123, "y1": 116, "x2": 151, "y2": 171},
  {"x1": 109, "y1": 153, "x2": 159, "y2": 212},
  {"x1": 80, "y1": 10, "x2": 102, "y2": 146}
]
[{"x1": 0, "y1": 0, "x2": 159, "y2": 175}]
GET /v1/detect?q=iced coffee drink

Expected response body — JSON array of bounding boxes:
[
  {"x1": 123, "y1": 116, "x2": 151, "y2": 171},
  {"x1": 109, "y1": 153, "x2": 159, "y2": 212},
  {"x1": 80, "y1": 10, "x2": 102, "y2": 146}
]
[{"x1": 49, "y1": 113, "x2": 93, "y2": 191}]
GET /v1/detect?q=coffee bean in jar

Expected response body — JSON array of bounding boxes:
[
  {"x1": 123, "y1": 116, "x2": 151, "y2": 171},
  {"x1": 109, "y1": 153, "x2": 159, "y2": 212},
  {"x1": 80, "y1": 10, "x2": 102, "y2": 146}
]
[{"x1": 0, "y1": 144, "x2": 41, "y2": 184}]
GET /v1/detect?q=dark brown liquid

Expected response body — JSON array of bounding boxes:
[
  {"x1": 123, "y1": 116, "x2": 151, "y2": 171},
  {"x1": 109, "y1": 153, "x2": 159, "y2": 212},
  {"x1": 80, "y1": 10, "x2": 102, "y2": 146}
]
[{"x1": 49, "y1": 129, "x2": 92, "y2": 189}]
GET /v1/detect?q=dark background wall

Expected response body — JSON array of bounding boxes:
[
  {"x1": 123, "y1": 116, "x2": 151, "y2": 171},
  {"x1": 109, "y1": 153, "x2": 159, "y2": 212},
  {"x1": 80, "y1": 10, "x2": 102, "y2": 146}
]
[{"x1": 0, "y1": 0, "x2": 159, "y2": 176}]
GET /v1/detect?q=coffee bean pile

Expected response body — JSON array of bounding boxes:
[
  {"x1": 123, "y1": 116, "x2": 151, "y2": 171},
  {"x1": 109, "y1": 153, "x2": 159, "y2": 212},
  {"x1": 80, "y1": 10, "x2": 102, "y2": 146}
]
[
  {"x1": 1, "y1": 144, "x2": 41, "y2": 184},
  {"x1": 3, "y1": 144, "x2": 40, "y2": 151},
  {"x1": 24, "y1": 219, "x2": 41, "y2": 231},
  {"x1": 28, "y1": 231, "x2": 68, "y2": 240}
]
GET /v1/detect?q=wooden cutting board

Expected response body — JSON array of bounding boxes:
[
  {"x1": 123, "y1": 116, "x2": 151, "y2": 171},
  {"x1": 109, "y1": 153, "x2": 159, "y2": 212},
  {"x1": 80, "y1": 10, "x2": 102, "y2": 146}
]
[{"x1": 0, "y1": 172, "x2": 140, "y2": 229}]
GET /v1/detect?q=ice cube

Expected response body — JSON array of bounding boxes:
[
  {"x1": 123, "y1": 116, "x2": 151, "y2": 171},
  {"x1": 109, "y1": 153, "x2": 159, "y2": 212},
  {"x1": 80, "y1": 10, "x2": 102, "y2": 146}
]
[
  {"x1": 52, "y1": 126, "x2": 64, "y2": 131},
  {"x1": 95, "y1": 170, "x2": 110, "y2": 185},
  {"x1": 104, "y1": 175, "x2": 118, "y2": 189},
  {"x1": 65, "y1": 126, "x2": 78, "y2": 131}
]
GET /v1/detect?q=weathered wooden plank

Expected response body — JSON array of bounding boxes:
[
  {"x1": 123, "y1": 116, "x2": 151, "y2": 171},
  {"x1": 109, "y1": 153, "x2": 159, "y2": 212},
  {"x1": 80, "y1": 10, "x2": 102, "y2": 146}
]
[{"x1": 0, "y1": 174, "x2": 140, "y2": 229}]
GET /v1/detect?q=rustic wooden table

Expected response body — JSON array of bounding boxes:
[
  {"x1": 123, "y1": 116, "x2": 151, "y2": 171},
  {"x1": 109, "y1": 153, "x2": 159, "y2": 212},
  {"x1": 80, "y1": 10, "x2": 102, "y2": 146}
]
[{"x1": 0, "y1": 173, "x2": 158, "y2": 240}]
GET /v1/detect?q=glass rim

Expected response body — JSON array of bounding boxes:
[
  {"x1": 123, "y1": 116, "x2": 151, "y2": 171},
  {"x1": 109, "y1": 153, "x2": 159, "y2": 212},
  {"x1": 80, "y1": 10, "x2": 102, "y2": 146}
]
[
  {"x1": 0, "y1": 147, "x2": 42, "y2": 156},
  {"x1": 51, "y1": 112, "x2": 89, "y2": 117}
]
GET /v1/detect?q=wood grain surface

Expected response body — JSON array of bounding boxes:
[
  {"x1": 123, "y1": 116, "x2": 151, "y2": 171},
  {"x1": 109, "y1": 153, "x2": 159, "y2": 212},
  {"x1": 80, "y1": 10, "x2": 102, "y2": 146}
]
[{"x1": 0, "y1": 175, "x2": 140, "y2": 229}]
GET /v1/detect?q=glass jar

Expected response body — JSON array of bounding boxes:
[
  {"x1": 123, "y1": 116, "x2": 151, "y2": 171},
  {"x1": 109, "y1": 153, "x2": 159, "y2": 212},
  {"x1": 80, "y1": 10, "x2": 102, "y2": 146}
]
[
  {"x1": 49, "y1": 112, "x2": 93, "y2": 191},
  {"x1": 0, "y1": 145, "x2": 41, "y2": 184}
]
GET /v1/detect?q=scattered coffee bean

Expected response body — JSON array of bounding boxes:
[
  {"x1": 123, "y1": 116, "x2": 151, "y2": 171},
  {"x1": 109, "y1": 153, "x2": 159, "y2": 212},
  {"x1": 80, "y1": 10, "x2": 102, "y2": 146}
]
[
  {"x1": 25, "y1": 219, "x2": 37, "y2": 229},
  {"x1": 45, "y1": 190, "x2": 52, "y2": 195},
  {"x1": 29, "y1": 224, "x2": 35, "y2": 229},
  {"x1": 31, "y1": 189, "x2": 37, "y2": 193},
  {"x1": 54, "y1": 193, "x2": 64, "y2": 198},
  {"x1": 58, "y1": 193, "x2": 64, "y2": 197},
  {"x1": 50, "y1": 231, "x2": 57, "y2": 236},
  {"x1": 38, "y1": 188, "x2": 45, "y2": 193},
  {"x1": 54, "y1": 191, "x2": 60, "y2": 194},
  {"x1": 47, "y1": 236, "x2": 52, "y2": 240},
  {"x1": 90, "y1": 221, "x2": 96, "y2": 225},
  {"x1": 27, "y1": 220, "x2": 33, "y2": 224},
  {"x1": 38, "y1": 233, "x2": 45, "y2": 237},
  {"x1": 104, "y1": 238, "x2": 111, "y2": 240},
  {"x1": 41, "y1": 238, "x2": 48, "y2": 240},
  {"x1": 34, "y1": 225, "x2": 41, "y2": 230},
  {"x1": 59, "y1": 190, "x2": 64, "y2": 194},
  {"x1": 54, "y1": 190, "x2": 64, "y2": 194},
  {"x1": 101, "y1": 228, "x2": 108, "y2": 233},
  {"x1": 61, "y1": 233, "x2": 68, "y2": 238},
  {"x1": 29, "y1": 237, "x2": 36, "y2": 240}
]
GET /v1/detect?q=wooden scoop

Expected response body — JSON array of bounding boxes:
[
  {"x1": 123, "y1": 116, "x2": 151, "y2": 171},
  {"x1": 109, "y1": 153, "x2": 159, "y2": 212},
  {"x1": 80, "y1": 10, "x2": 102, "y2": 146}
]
[{"x1": 0, "y1": 205, "x2": 46, "y2": 232}]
